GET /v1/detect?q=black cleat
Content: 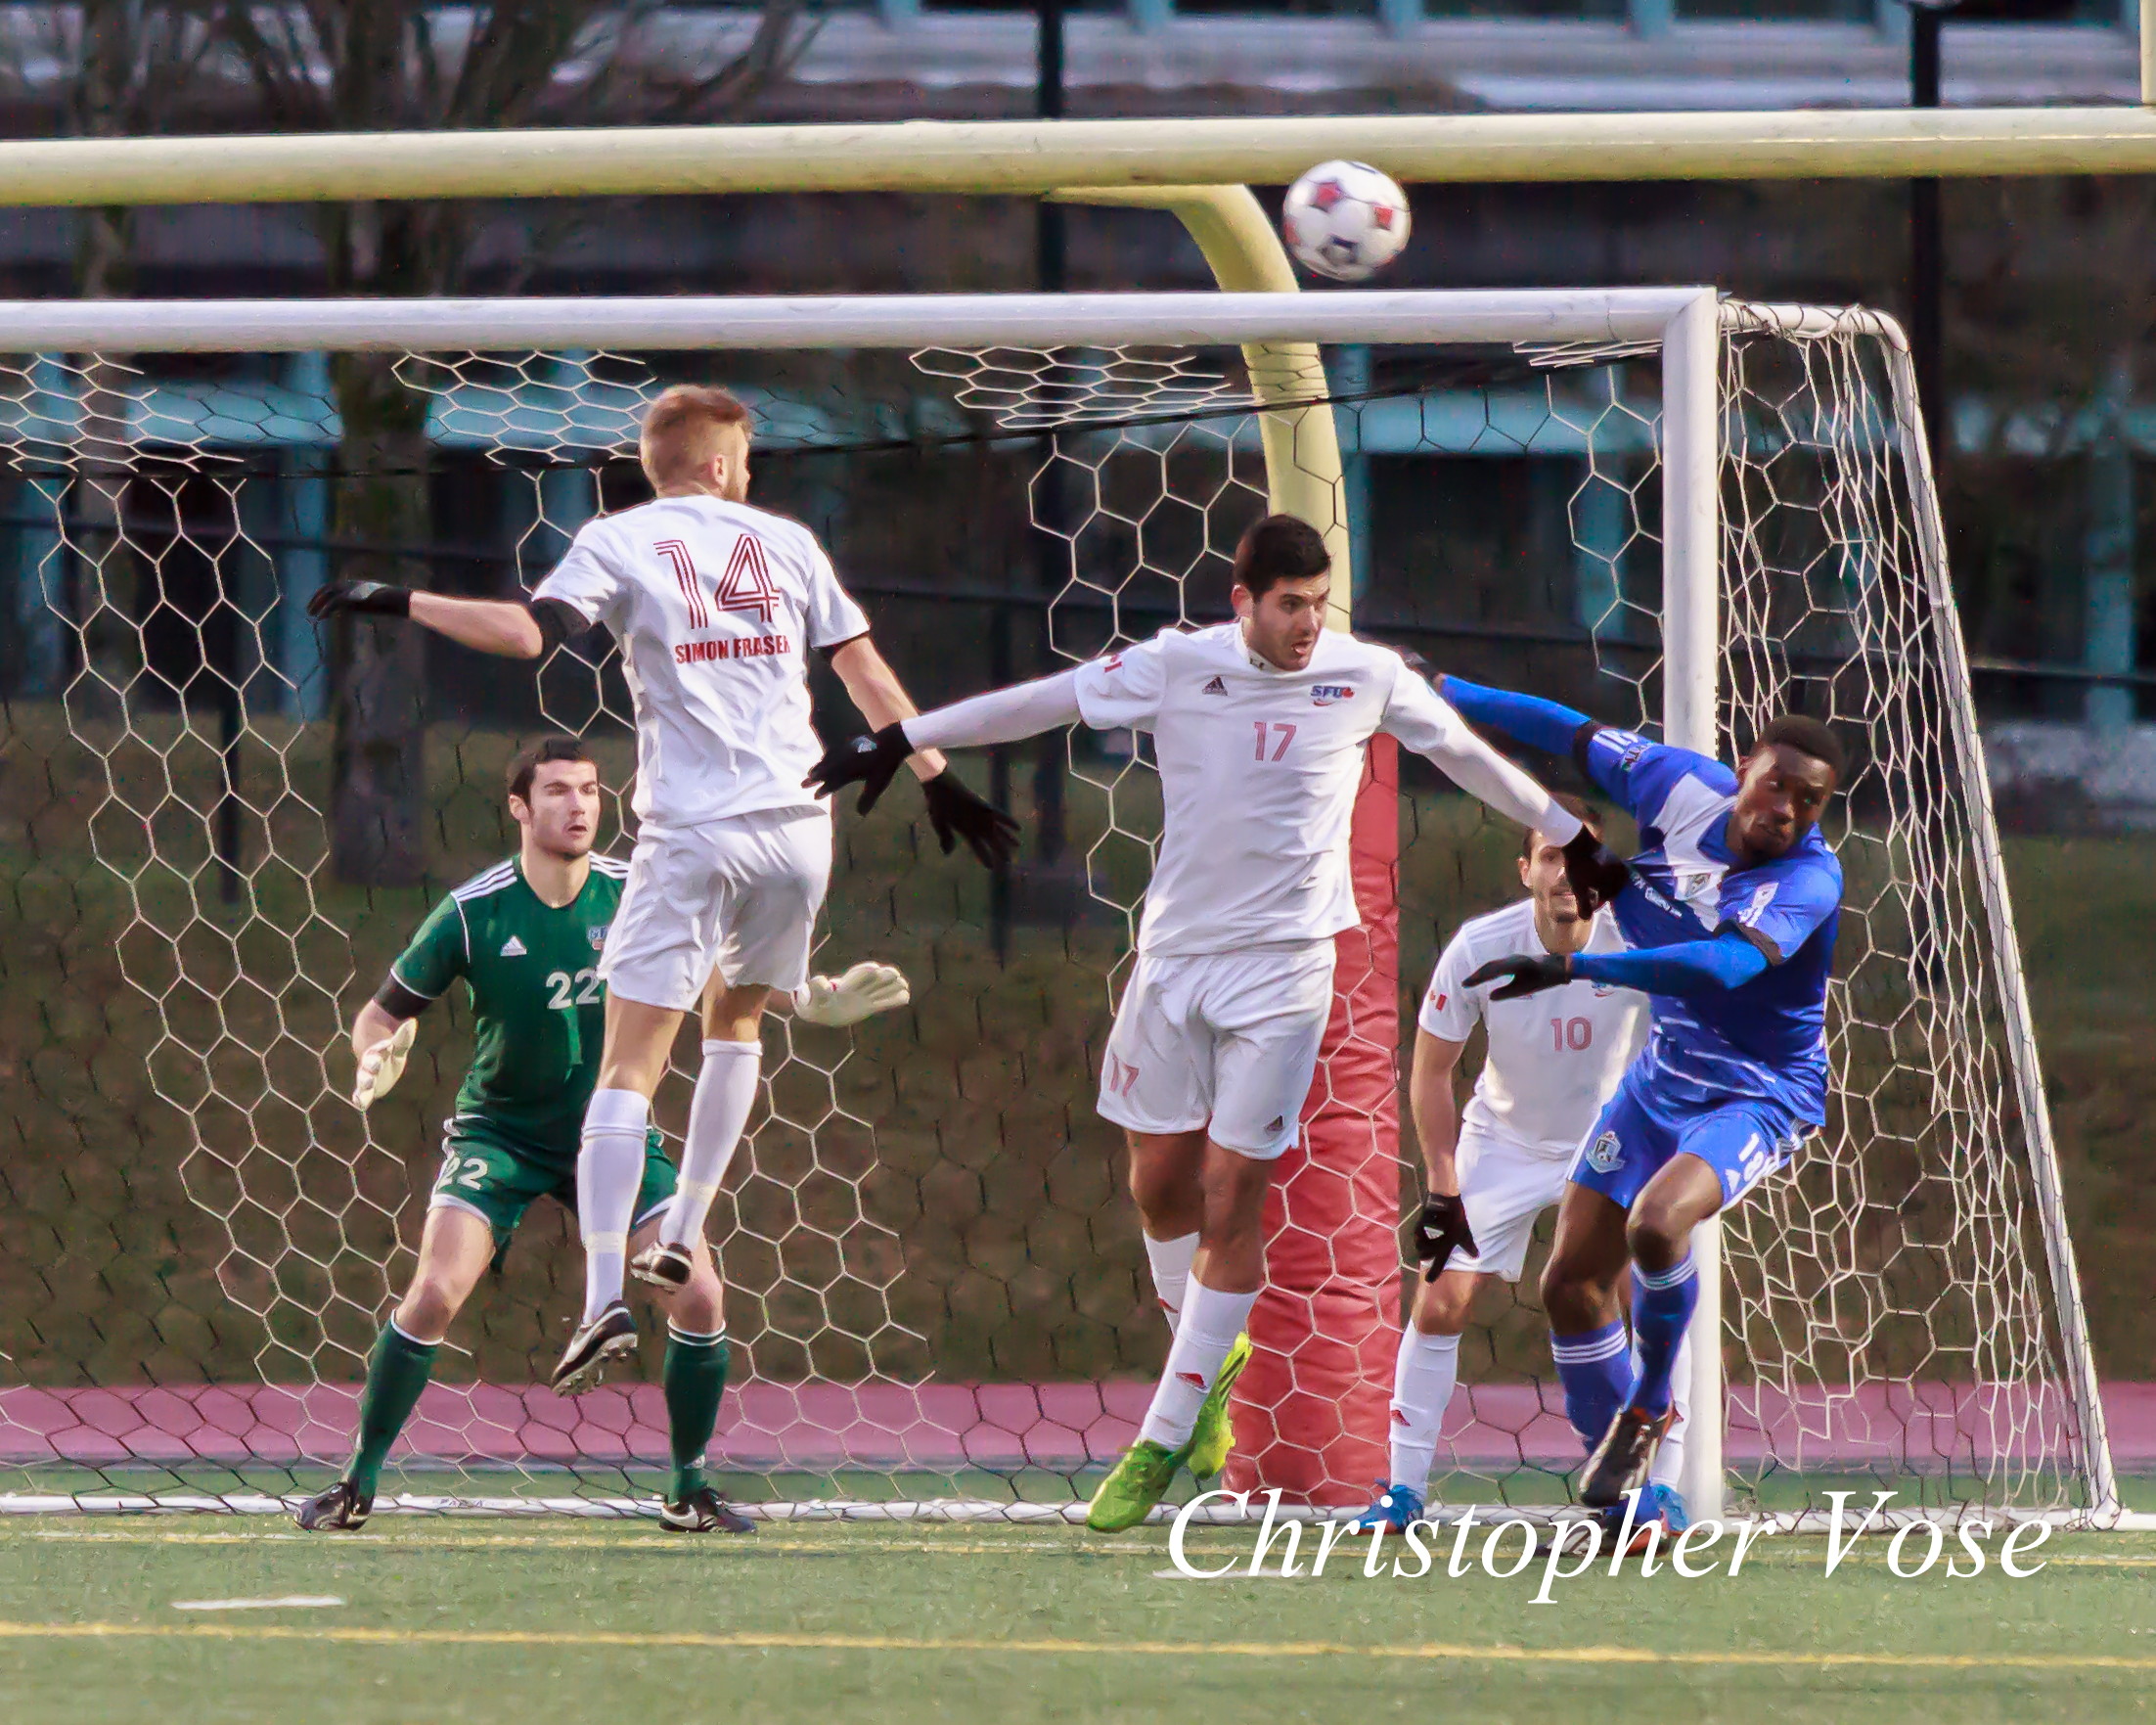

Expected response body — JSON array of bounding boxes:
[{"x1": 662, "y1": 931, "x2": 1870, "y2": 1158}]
[
  {"x1": 660, "y1": 1486, "x2": 755, "y2": 1533},
  {"x1": 551, "y1": 1302, "x2": 639, "y2": 1395},
  {"x1": 628, "y1": 1242, "x2": 695, "y2": 1292},
  {"x1": 293, "y1": 1478, "x2": 373, "y2": 1531},
  {"x1": 1579, "y1": 1404, "x2": 1676, "y2": 1510},
  {"x1": 1534, "y1": 1516, "x2": 1601, "y2": 1561}
]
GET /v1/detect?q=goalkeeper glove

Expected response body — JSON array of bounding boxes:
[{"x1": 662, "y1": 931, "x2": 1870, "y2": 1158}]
[
  {"x1": 792, "y1": 961, "x2": 912, "y2": 1027},
  {"x1": 309, "y1": 579, "x2": 412, "y2": 619},
  {"x1": 1414, "y1": 1192, "x2": 1478, "y2": 1283},
  {"x1": 1559, "y1": 825, "x2": 1631, "y2": 916},
  {"x1": 804, "y1": 721, "x2": 911, "y2": 815},
  {"x1": 921, "y1": 770, "x2": 1020, "y2": 871},
  {"x1": 352, "y1": 1019, "x2": 418, "y2": 1111},
  {"x1": 1462, "y1": 952, "x2": 1573, "y2": 1002}
]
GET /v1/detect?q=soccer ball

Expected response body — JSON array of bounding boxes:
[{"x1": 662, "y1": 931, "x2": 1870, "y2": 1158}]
[{"x1": 1281, "y1": 160, "x2": 1411, "y2": 282}]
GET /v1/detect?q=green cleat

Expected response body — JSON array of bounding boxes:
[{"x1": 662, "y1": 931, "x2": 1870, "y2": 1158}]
[
  {"x1": 1185, "y1": 1331, "x2": 1253, "y2": 1480},
  {"x1": 1085, "y1": 1437, "x2": 1186, "y2": 1533}
]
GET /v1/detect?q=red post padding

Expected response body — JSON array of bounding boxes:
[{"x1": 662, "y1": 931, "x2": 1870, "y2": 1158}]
[{"x1": 1223, "y1": 735, "x2": 1401, "y2": 1506}]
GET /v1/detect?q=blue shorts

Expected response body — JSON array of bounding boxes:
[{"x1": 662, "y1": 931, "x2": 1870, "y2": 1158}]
[{"x1": 1567, "y1": 1073, "x2": 1810, "y2": 1212}]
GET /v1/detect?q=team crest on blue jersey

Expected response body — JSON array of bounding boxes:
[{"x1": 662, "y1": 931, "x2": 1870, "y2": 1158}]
[
  {"x1": 1586, "y1": 1130, "x2": 1624, "y2": 1173},
  {"x1": 1310, "y1": 684, "x2": 1356, "y2": 706}
]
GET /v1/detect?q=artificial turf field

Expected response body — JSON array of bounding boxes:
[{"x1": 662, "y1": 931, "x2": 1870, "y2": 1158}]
[{"x1": 2, "y1": 1518, "x2": 2153, "y2": 1725}]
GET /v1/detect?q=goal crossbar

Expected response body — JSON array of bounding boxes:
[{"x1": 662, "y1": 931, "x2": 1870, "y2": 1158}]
[{"x1": 0, "y1": 289, "x2": 1716, "y2": 354}]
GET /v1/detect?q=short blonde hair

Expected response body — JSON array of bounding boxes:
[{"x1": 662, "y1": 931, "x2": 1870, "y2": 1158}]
[{"x1": 640, "y1": 385, "x2": 752, "y2": 488}]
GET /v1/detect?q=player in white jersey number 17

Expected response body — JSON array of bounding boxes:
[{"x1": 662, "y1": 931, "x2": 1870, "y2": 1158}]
[
  {"x1": 808, "y1": 514, "x2": 1632, "y2": 1532},
  {"x1": 1342, "y1": 798, "x2": 1691, "y2": 1545},
  {"x1": 310, "y1": 385, "x2": 1019, "y2": 1401}
]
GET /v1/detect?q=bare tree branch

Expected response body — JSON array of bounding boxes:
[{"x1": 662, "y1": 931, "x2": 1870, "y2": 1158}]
[{"x1": 210, "y1": 1, "x2": 329, "y2": 132}]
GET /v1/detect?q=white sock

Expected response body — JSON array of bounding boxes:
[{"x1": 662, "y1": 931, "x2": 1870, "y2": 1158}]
[
  {"x1": 1387, "y1": 1328, "x2": 1460, "y2": 1499},
  {"x1": 657, "y1": 1040, "x2": 760, "y2": 1250},
  {"x1": 1142, "y1": 1231, "x2": 1198, "y2": 1335},
  {"x1": 1136, "y1": 1279, "x2": 1257, "y2": 1450},
  {"x1": 577, "y1": 1087, "x2": 651, "y2": 1323},
  {"x1": 1648, "y1": 1325, "x2": 1694, "y2": 1492}
]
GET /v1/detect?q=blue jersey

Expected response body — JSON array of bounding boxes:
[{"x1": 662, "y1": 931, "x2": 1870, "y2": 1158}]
[{"x1": 1577, "y1": 725, "x2": 1841, "y2": 1121}]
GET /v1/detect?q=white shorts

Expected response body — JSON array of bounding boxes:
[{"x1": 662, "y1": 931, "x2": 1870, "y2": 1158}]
[
  {"x1": 1098, "y1": 943, "x2": 1335, "y2": 1160},
  {"x1": 1450, "y1": 1127, "x2": 1571, "y2": 1283},
  {"x1": 600, "y1": 807, "x2": 831, "y2": 1010}
]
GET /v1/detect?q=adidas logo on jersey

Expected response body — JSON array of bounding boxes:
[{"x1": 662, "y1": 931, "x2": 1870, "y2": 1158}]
[
  {"x1": 500, "y1": 935, "x2": 527, "y2": 957},
  {"x1": 1201, "y1": 675, "x2": 1228, "y2": 695}
]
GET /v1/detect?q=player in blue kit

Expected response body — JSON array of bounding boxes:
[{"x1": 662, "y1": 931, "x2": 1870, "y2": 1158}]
[{"x1": 1433, "y1": 674, "x2": 1846, "y2": 1516}]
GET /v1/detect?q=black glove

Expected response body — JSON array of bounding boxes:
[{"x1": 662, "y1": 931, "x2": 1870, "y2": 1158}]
[
  {"x1": 803, "y1": 721, "x2": 913, "y2": 815},
  {"x1": 1414, "y1": 1193, "x2": 1477, "y2": 1284},
  {"x1": 1560, "y1": 825, "x2": 1631, "y2": 916},
  {"x1": 921, "y1": 770, "x2": 1020, "y2": 871},
  {"x1": 1462, "y1": 952, "x2": 1572, "y2": 1002},
  {"x1": 307, "y1": 579, "x2": 411, "y2": 620}
]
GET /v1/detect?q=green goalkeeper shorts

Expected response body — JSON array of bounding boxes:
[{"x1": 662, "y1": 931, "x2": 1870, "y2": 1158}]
[{"x1": 428, "y1": 1115, "x2": 676, "y2": 1264}]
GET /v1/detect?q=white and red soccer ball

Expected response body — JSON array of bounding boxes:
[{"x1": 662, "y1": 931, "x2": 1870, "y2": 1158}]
[{"x1": 1281, "y1": 160, "x2": 1412, "y2": 282}]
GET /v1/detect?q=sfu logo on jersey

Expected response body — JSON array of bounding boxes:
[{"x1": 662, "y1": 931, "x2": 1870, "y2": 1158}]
[
  {"x1": 1310, "y1": 684, "x2": 1356, "y2": 706},
  {"x1": 654, "y1": 533, "x2": 782, "y2": 630}
]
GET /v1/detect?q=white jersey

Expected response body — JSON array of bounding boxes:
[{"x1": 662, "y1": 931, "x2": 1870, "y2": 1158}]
[
  {"x1": 533, "y1": 495, "x2": 871, "y2": 830},
  {"x1": 1072, "y1": 622, "x2": 1568, "y2": 958},
  {"x1": 1419, "y1": 899, "x2": 1647, "y2": 1158}
]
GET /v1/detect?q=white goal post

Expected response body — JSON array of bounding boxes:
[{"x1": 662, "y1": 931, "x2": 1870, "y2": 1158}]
[{"x1": 0, "y1": 287, "x2": 2122, "y2": 1528}]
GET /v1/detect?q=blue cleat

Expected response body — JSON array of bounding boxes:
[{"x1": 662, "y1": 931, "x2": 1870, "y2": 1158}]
[
  {"x1": 1343, "y1": 1482, "x2": 1424, "y2": 1533},
  {"x1": 1603, "y1": 1481, "x2": 1688, "y2": 1555}
]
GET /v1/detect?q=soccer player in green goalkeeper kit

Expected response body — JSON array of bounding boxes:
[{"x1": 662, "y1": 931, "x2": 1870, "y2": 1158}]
[{"x1": 293, "y1": 736, "x2": 910, "y2": 1534}]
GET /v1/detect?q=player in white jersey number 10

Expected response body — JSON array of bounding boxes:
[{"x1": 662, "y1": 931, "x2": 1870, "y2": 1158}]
[
  {"x1": 309, "y1": 385, "x2": 1018, "y2": 1404},
  {"x1": 1342, "y1": 797, "x2": 1692, "y2": 1546},
  {"x1": 807, "y1": 514, "x2": 1632, "y2": 1533}
]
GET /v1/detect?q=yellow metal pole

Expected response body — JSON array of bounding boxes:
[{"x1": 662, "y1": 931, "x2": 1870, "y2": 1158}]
[
  {"x1": 5, "y1": 108, "x2": 2156, "y2": 207},
  {"x1": 1050, "y1": 185, "x2": 1351, "y2": 630}
]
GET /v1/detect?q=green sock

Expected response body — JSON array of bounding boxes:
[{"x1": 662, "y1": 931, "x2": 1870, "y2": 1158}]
[
  {"x1": 663, "y1": 1327, "x2": 731, "y2": 1502},
  {"x1": 345, "y1": 1321, "x2": 438, "y2": 1498}
]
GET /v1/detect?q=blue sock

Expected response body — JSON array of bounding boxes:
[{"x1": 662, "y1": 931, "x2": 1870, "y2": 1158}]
[
  {"x1": 1550, "y1": 1320, "x2": 1630, "y2": 1451},
  {"x1": 1627, "y1": 1253, "x2": 1699, "y2": 1417}
]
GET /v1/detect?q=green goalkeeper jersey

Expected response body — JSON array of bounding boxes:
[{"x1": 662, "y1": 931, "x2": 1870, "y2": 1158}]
[{"x1": 386, "y1": 853, "x2": 634, "y2": 1159}]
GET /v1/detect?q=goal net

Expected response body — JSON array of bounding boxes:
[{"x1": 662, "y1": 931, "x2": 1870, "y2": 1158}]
[{"x1": 0, "y1": 291, "x2": 2117, "y2": 1525}]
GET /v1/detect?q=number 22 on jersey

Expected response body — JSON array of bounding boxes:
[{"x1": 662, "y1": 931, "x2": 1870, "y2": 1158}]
[{"x1": 546, "y1": 968, "x2": 603, "y2": 1011}]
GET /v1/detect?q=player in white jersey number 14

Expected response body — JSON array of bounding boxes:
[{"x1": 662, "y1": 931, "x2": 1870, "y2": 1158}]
[
  {"x1": 807, "y1": 514, "x2": 1632, "y2": 1533},
  {"x1": 309, "y1": 385, "x2": 1018, "y2": 1404},
  {"x1": 1343, "y1": 796, "x2": 1691, "y2": 1545}
]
